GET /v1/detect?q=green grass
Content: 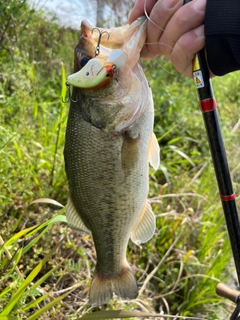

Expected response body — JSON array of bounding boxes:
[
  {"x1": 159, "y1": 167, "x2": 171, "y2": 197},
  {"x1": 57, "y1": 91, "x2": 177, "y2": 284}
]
[{"x1": 1, "y1": 0, "x2": 240, "y2": 319}]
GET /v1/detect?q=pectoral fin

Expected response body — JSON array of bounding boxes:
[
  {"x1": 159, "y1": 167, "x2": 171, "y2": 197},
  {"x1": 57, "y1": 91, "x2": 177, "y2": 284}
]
[
  {"x1": 66, "y1": 197, "x2": 91, "y2": 234},
  {"x1": 131, "y1": 201, "x2": 156, "y2": 245},
  {"x1": 148, "y1": 132, "x2": 160, "y2": 170}
]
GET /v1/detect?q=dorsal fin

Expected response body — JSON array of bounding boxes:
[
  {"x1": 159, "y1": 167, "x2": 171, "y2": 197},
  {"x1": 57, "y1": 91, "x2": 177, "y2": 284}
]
[{"x1": 66, "y1": 197, "x2": 91, "y2": 234}]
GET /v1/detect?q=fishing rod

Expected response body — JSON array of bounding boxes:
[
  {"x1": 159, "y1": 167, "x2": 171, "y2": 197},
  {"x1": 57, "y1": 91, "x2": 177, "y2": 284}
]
[{"x1": 183, "y1": 1, "x2": 240, "y2": 318}]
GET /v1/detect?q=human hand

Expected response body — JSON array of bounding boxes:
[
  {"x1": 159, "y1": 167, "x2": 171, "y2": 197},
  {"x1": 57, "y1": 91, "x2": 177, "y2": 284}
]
[{"x1": 129, "y1": 0, "x2": 206, "y2": 78}]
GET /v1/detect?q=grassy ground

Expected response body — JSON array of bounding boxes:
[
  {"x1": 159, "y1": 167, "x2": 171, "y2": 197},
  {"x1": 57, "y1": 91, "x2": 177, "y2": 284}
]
[{"x1": 1, "y1": 1, "x2": 240, "y2": 319}]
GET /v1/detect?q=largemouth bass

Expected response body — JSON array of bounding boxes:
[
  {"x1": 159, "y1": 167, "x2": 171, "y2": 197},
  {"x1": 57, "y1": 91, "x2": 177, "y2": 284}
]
[{"x1": 64, "y1": 16, "x2": 160, "y2": 306}]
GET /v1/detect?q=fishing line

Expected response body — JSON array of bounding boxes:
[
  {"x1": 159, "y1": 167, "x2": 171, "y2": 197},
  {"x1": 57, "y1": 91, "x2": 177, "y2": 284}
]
[{"x1": 140, "y1": 0, "x2": 189, "y2": 77}]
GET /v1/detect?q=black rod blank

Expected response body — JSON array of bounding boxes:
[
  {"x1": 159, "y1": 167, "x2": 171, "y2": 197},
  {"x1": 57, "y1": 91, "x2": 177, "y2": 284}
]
[{"x1": 192, "y1": 49, "x2": 240, "y2": 283}]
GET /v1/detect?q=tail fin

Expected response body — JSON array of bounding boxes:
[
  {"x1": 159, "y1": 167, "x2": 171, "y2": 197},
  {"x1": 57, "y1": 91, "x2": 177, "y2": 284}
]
[{"x1": 89, "y1": 264, "x2": 138, "y2": 306}]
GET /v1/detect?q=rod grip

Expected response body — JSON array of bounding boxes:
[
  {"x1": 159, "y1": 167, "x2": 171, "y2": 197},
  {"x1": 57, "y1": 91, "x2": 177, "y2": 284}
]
[{"x1": 216, "y1": 283, "x2": 240, "y2": 303}]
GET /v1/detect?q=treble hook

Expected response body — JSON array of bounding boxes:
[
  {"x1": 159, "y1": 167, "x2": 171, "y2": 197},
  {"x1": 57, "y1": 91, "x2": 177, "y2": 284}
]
[
  {"x1": 62, "y1": 82, "x2": 78, "y2": 103},
  {"x1": 92, "y1": 28, "x2": 110, "y2": 57}
]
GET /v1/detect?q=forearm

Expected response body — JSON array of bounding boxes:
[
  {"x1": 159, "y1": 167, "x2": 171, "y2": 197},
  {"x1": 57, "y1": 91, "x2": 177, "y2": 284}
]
[{"x1": 205, "y1": 0, "x2": 240, "y2": 76}]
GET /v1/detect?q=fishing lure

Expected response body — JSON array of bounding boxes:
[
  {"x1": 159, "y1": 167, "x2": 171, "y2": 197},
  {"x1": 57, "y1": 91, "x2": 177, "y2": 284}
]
[
  {"x1": 65, "y1": 28, "x2": 127, "y2": 91},
  {"x1": 92, "y1": 28, "x2": 110, "y2": 57}
]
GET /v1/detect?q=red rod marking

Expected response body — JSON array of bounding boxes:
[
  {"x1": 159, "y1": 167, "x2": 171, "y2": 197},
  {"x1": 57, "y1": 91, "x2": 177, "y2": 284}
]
[
  {"x1": 200, "y1": 98, "x2": 217, "y2": 113},
  {"x1": 220, "y1": 194, "x2": 236, "y2": 201}
]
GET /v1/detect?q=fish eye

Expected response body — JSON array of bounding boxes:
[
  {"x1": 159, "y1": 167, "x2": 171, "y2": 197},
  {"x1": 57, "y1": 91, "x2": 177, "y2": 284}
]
[{"x1": 81, "y1": 56, "x2": 91, "y2": 67}]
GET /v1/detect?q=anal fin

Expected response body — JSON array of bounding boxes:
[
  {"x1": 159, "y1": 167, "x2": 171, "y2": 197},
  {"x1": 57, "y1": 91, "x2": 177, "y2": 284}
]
[
  {"x1": 148, "y1": 132, "x2": 160, "y2": 170},
  {"x1": 131, "y1": 201, "x2": 156, "y2": 245},
  {"x1": 66, "y1": 197, "x2": 91, "y2": 234}
]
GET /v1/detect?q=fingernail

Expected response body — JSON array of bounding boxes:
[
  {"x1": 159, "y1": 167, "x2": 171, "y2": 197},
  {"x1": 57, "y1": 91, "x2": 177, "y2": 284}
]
[
  {"x1": 193, "y1": 0, "x2": 206, "y2": 13},
  {"x1": 193, "y1": 25, "x2": 204, "y2": 37},
  {"x1": 163, "y1": 0, "x2": 180, "y2": 10}
]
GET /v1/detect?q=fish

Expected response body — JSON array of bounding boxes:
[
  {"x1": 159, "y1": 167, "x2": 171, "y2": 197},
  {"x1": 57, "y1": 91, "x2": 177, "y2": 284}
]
[{"x1": 64, "y1": 16, "x2": 160, "y2": 307}]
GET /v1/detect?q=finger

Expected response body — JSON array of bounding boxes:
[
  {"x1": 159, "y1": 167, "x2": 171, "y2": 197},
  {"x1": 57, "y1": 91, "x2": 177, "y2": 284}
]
[
  {"x1": 159, "y1": 0, "x2": 206, "y2": 57},
  {"x1": 170, "y1": 25, "x2": 205, "y2": 77},
  {"x1": 128, "y1": 0, "x2": 157, "y2": 24},
  {"x1": 140, "y1": 44, "x2": 159, "y2": 59},
  {"x1": 146, "y1": 0, "x2": 183, "y2": 55}
]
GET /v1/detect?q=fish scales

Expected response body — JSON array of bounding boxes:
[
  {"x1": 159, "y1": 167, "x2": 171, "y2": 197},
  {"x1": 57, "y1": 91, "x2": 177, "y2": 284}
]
[
  {"x1": 64, "y1": 16, "x2": 160, "y2": 306},
  {"x1": 65, "y1": 94, "x2": 150, "y2": 269}
]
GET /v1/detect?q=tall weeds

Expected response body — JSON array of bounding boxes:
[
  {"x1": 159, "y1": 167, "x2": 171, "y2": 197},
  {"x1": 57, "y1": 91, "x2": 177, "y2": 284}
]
[{"x1": 1, "y1": 1, "x2": 239, "y2": 319}]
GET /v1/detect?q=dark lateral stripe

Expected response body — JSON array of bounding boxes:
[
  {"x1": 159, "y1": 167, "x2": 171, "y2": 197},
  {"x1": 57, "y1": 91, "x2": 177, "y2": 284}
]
[
  {"x1": 200, "y1": 98, "x2": 217, "y2": 113},
  {"x1": 220, "y1": 193, "x2": 236, "y2": 201}
]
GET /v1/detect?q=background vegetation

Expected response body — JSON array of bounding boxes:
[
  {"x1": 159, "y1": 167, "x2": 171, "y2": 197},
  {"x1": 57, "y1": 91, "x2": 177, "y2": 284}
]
[{"x1": 1, "y1": 0, "x2": 240, "y2": 319}]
